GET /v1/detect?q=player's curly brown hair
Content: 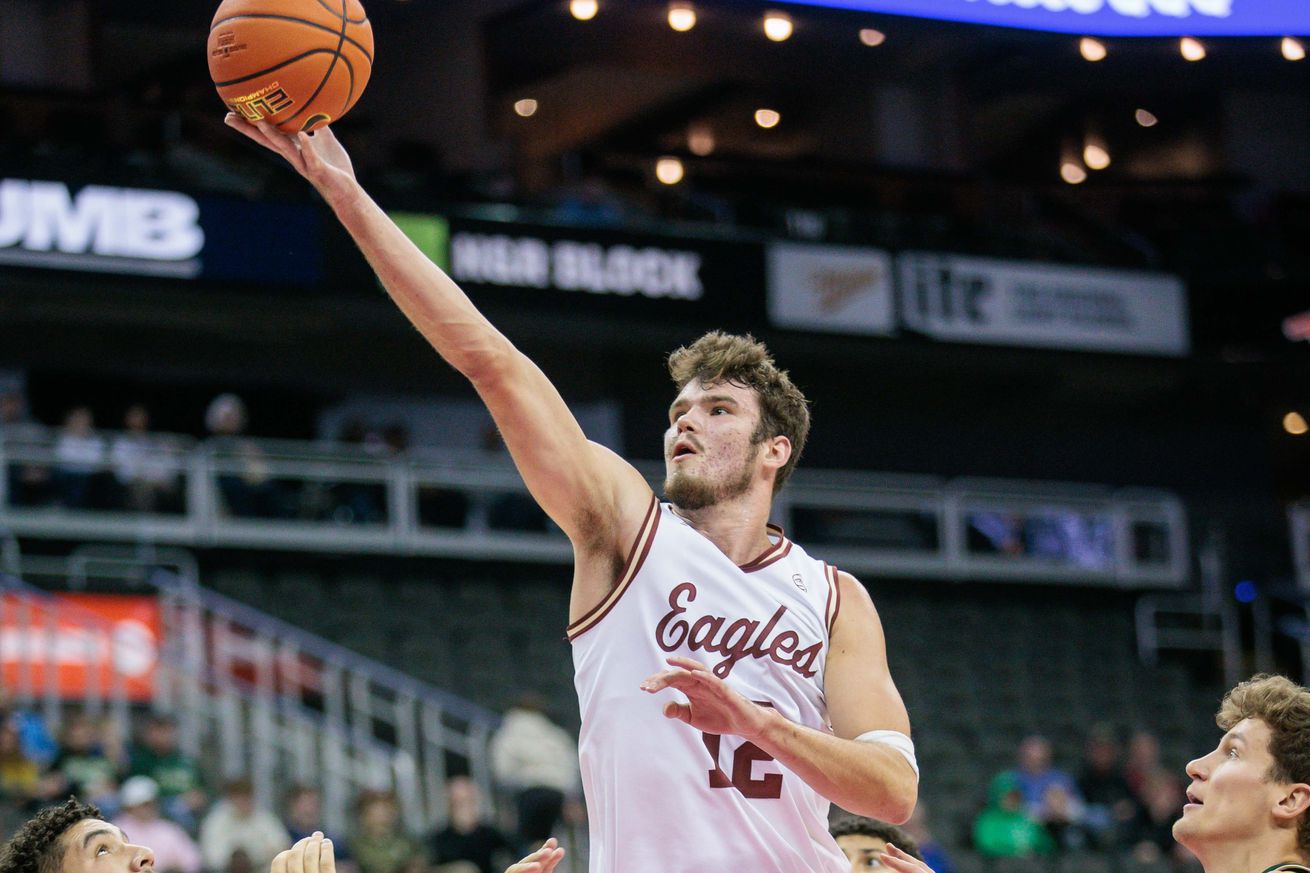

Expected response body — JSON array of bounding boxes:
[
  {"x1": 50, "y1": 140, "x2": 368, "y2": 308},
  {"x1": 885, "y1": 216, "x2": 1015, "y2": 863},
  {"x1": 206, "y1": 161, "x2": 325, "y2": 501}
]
[
  {"x1": 1217, "y1": 674, "x2": 1310, "y2": 856},
  {"x1": 0, "y1": 798, "x2": 103, "y2": 873},
  {"x1": 667, "y1": 332, "x2": 810, "y2": 494},
  {"x1": 830, "y1": 816, "x2": 923, "y2": 861}
]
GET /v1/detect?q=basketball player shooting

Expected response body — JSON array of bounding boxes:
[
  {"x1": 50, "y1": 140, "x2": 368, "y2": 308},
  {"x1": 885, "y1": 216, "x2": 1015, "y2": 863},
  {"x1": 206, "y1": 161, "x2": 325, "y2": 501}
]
[{"x1": 225, "y1": 117, "x2": 917, "y2": 873}]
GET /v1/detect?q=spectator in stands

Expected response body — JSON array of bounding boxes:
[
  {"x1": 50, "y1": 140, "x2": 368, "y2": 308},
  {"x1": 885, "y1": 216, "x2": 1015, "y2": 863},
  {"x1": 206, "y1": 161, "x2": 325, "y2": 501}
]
[
  {"x1": 829, "y1": 816, "x2": 924, "y2": 871},
  {"x1": 284, "y1": 786, "x2": 353, "y2": 870},
  {"x1": 200, "y1": 779, "x2": 291, "y2": 873},
  {"x1": 112, "y1": 777, "x2": 202, "y2": 873},
  {"x1": 110, "y1": 404, "x2": 183, "y2": 513},
  {"x1": 206, "y1": 393, "x2": 284, "y2": 519},
  {"x1": 128, "y1": 715, "x2": 207, "y2": 831},
  {"x1": 1124, "y1": 729, "x2": 1166, "y2": 804},
  {"x1": 489, "y1": 696, "x2": 579, "y2": 849},
  {"x1": 53, "y1": 406, "x2": 108, "y2": 509},
  {"x1": 973, "y1": 772, "x2": 1056, "y2": 858},
  {"x1": 1077, "y1": 724, "x2": 1138, "y2": 851},
  {"x1": 0, "y1": 389, "x2": 52, "y2": 507},
  {"x1": 0, "y1": 690, "x2": 57, "y2": 769},
  {"x1": 428, "y1": 777, "x2": 513, "y2": 873},
  {"x1": 0, "y1": 719, "x2": 40, "y2": 812},
  {"x1": 1009, "y1": 734, "x2": 1087, "y2": 848},
  {"x1": 349, "y1": 791, "x2": 424, "y2": 873},
  {"x1": 1128, "y1": 769, "x2": 1190, "y2": 867},
  {"x1": 47, "y1": 714, "x2": 123, "y2": 812},
  {"x1": 899, "y1": 802, "x2": 954, "y2": 873}
]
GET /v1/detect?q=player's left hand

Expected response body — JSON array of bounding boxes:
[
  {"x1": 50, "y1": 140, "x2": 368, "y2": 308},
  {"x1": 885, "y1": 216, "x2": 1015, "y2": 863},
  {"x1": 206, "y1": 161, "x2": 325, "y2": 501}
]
[
  {"x1": 877, "y1": 844, "x2": 937, "y2": 873},
  {"x1": 640, "y1": 656, "x2": 772, "y2": 740},
  {"x1": 504, "y1": 838, "x2": 565, "y2": 873}
]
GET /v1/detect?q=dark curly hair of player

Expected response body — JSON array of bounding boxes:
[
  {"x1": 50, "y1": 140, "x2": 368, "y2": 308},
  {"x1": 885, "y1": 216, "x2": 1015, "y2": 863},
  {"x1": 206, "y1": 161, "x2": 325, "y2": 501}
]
[
  {"x1": 0, "y1": 798, "x2": 103, "y2": 873},
  {"x1": 830, "y1": 815, "x2": 924, "y2": 862}
]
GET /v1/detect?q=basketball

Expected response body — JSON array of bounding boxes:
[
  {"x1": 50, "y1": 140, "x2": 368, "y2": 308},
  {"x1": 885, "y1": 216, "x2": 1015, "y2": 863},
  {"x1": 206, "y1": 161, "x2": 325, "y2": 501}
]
[{"x1": 207, "y1": 0, "x2": 373, "y2": 134}]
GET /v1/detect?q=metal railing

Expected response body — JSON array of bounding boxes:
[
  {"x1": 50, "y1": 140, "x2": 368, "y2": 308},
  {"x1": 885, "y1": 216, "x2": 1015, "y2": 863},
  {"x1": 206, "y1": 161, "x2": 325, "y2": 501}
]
[{"x1": 2, "y1": 431, "x2": 1190, "y2": 587}]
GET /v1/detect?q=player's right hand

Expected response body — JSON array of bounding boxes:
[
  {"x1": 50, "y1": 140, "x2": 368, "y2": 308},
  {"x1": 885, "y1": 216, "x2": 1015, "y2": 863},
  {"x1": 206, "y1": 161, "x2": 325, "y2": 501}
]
[
  {"x1": 877, "y1": 843, "x2": 936, "y2": 873},
  {"x1": 224, "y1": 114, "x2": 358, "y2": 200},
  {"x1": 271, "y1": 832, "x2": 336, "y2": 873},
  {"x1": 504, "y1": 838, "x2": 565, "y2": 873}
]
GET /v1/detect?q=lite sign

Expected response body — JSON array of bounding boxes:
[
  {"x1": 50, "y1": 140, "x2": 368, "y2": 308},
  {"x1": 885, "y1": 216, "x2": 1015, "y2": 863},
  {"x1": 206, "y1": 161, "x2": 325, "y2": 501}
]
[
  {"x1": 0, "y1": 179, "x2": 205, "y2": 278},
  {"x1": 780, "y1": 0, "x2": 1310, "y2": 36}
]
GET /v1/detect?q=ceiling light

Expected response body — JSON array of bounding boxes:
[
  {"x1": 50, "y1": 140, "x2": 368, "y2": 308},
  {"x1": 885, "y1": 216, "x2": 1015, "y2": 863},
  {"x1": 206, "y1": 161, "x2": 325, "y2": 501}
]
[
  {"x1": 569, "y1": 0, "x2": 598, "y2": 21},
  {"x1": 1283, "y1": 37, "x2": 1306, "y2": 61},
  {"x1": 687, "y1": 125, "x2": 715, "y2": 156},
  {"x1": 1180, "y1": 37, "x2": 1206, "y2": 61},
  {"x1": 1135, "y1": 108, "x2": 1158, "y2": 127},
  {"x1": 513, "y1": 99, "x2": 538, "y2": 117},
  {"x1": 668, "y1": 2, "x2": 696, "y2": 32},
  {"x1": 655, "y1": 157, "x2": 685, "y2": 186},
  {"x1": 1284, "y1": 411, "x2": 1308, "y2": 436},
  {"x1": 754, "y1": 108, "x2": 781, "y2": 129},
  {"x1": 1061, "y1": 161, "x2": 1087, "y2": 185},
  {"x1": 859, "y1": 28, "x2": 885, "y2": 47},
  {"x1": 1083, "y1": 136, "x2": 1111, "y2": 171},
  {"x1": 1079, "y1": 37, "x2": 1107, "y2": 62},
  {"x1": 763, "y1": 11, "x2": 793, "y2": 42}
]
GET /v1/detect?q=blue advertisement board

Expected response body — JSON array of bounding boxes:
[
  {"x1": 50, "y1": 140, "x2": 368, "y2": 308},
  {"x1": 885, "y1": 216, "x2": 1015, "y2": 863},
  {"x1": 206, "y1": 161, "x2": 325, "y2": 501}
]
[{"x1": 780, "y1": 0, "x2": 1310, "y2": 36}]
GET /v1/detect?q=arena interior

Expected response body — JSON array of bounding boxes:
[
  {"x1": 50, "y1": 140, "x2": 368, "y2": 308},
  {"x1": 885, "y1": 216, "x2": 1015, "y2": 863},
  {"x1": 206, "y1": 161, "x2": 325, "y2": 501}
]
[{"x1": 2, "y1": 1, "x2": 1310, "y2": 872}]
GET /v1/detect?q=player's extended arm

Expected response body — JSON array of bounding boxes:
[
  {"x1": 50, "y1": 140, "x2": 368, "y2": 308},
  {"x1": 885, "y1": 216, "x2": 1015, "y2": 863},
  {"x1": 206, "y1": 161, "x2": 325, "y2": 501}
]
[
  {"x1": 641, "y1": 572, "x2": 917, "y2": 823},
  {"x1": 223, "y1": 117, "x2": 650, "y2": 552}
]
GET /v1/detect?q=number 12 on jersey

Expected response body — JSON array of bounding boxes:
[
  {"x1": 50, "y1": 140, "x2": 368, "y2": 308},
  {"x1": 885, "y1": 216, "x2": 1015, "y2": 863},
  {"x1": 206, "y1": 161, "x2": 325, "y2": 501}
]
[{"x1": 701, "y1": 701, "x2": 783, "y2": 799}]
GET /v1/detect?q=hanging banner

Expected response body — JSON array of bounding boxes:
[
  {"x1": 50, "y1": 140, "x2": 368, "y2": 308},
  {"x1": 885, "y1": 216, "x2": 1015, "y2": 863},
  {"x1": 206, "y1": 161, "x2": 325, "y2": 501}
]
[
  {"x1": 897, "y1": 251, "x2": 1190, "y2": 356},
  {"x1": 779, "y1": 0, "x2": 1310, "y2": 37},
  {"x1": 767, "y1": 242, "x2": 896, "y2": 335},
  {"x1": 0, "y1": 594, "x2": 161, "y2": 701}
]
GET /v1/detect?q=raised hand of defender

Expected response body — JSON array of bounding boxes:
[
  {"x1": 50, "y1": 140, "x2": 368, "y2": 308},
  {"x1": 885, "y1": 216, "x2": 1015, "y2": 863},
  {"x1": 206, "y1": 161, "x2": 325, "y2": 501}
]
[
  {"x1": 224, "y1": 114, "x2": 356, "y2": 198},
  {"x1": 504, "y1": 838, "x2": 565, "y2": 873},
  {"x1": 640, "y1": 656, "x2": 770, "y2": 739},
  {"x1": 271, "y1": 832, "x2": 336, "y2": 873},
  {"x1": 877, "y1": 844, "x2": 937, "y2": 873}
]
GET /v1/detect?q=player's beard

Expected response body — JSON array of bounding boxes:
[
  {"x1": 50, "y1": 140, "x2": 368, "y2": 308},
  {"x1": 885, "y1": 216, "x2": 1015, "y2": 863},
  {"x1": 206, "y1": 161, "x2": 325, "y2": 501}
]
[{"x1": 665, "y1": 449, "x2": 757, "y2": 511}]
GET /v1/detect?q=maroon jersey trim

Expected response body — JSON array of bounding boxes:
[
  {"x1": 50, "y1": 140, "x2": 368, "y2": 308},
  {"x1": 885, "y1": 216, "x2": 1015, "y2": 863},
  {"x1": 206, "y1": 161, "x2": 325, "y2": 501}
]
[
  {"x1": 566, "y1": 493, "x2": 661, "y2": 641},
  {"x1": 738, "y1": 524, "x2": 793, "y2": 573},
  {"x1": 824, "y1": 564, "x2": 842, "y2": 636}
]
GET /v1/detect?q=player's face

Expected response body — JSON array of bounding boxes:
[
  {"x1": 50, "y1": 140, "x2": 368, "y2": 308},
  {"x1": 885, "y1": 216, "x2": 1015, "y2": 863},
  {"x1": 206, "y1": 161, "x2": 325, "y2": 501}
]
[
  {"x1": 1173, "y1": 718, "x2": 1286, "y2": 852},
  {"x1": 835, "y1": 834, "x2": 888, "y2": 871},
  {"x1": 60, "y1": 819, "x2": 155, "y2": 873},
  {"x1": 663, "y1": 380, "x2": 763, "y2": 510}
]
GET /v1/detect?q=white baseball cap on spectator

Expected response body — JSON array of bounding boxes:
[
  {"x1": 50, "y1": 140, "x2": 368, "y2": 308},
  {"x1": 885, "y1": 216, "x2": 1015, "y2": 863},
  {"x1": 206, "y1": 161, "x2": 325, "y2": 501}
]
[{"x1": 120, "y1": 775, "x2": 160, "y2": 808}]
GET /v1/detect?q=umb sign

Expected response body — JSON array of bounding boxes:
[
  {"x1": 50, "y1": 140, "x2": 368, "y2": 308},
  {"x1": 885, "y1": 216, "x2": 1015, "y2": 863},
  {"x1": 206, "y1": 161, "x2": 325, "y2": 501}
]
[
  {"x1": 0, "y1": 593, "x2": 162, "y2": 701},
  {"x1": 781, "y1": 0, "x2": 1310, "y2": 36},
  {"x1": 0, "y1": 179, "x2": 205, "y2": 278},
  {"x1": 898, "y1": 252, "x2": 1190, "y2": 356}
]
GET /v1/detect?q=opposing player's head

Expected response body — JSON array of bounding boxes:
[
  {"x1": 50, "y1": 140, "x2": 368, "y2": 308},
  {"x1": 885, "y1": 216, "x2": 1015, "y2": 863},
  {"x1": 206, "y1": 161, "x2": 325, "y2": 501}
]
[
  {"x1": 830, "y1": 816, "x2": 922, "y2": 871},
  {"x1": 1174, "y1": 674, "x2": 1310, "y2": 866},
  {"x1": 664, "y1": 332, "x2": 810, "y2": 510},
  {"x1": 0, "y1": 798, "x2": 155, "y2": 873}
]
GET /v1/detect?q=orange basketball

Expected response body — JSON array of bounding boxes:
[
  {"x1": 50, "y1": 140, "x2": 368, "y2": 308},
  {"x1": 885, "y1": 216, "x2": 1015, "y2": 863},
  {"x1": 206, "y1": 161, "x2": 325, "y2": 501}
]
[{"x1": 208, "y1": 0, "x2": 373, "y2": 134}]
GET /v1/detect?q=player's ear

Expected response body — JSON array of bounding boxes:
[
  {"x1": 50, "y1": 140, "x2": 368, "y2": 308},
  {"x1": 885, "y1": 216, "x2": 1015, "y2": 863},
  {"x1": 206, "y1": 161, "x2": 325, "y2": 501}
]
[
  {"x1": 1273, "y1": 782, "x2": 1310, "y2": 825},
  {"x1": 762, "y1": 434, "x2": 791, "y2": 471}
]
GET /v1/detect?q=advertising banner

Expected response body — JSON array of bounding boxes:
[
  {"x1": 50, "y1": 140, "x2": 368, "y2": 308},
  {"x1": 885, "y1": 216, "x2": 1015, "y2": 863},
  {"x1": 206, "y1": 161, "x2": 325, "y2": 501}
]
[
  {"x1": 0, "y1": 594, "x2": 162, "y2": 701},
  {"x1": 897, "y1": 251, "x2": 1190, "y2": 356},
  {"x1": 779, "y1": 0, "x2": 1310, "y2": 37},
  {"x1": 766, "y1": 242, "x2": 896, "y2": 336}
]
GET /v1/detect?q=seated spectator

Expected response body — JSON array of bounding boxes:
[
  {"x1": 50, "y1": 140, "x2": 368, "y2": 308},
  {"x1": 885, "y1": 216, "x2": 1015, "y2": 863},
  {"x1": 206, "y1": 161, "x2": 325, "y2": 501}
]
[
  {"x1": 111, "y1": 404, "x2": 183, "y2": 513},
  {"x1": 53, "y1": 406, "x2": 108, "y2": 509},
  {"x1": 0, "y1": 719, "x2": 40, "y2": 811},
  {"x1": 0, "y1": 389, "x2": 52, "y2": 507},
  {"x1": 1010, "y1": 734, "x2": 1087, "y2": 848},
  {"x1": 0, "y1": 690, "x2": 57, "y2": 768},
  {"x1": 285, "y1": 785, "x2": 353, "y2": 868},
  {"x1": 112, "y1": 776, "x2": 203, "y2": 873},
  {"x1": 349, "y1": 790, "x2": 425, "y2": 873},
  {"x1": 1124, "y1": 729, "x2": 1165, "y2": 804},
  {"x1": 128, "y1": 714, "x2": 208, "y2": 830},
  {"x1": 900, "y1": 802, "x2": 954, "y2": 873},
  {"x1": 428, "y1": 778, "x2": 513, "y2": 873},
  {"x1": 830, "y1": 816, "x2": 924, "y2": 871},
  {"x1": 47, "y1": 713, "x2": 122, "y2": 810},
  {"x1": 206, "y1": 393, "x2": 285, "y2": 519},
  {"x1": 489, "y1": 696, "x2": 578, "y2": 848},
  {"x1": 1128, "y1": 769, "x2": 1192, "y2": 868},
  {"x1": 973, "y1": 772, "x2": 1056, "y2": 858},
  {"x1": 200, "y1": 778, "x2": 291, "y2": 873},
  {"x1": 1077, "y1": 724, "x2": 1139, "y2": 851}
]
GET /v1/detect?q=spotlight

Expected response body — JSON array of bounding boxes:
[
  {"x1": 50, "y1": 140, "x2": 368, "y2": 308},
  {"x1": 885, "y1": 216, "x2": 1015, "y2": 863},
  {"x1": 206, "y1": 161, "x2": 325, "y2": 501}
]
[
  {"x1": 859, "y1": 28, "x2": 885, "y2": 47},
  {"x1": 1283, "y1": 37, "x2": 1306, "y2": 62},
  {"x1": 754, "y1": 108, "x2": 781, "y2": 129},
  {"x1": 569, "y1": 0, "x2": 598, "y2": 21},
  {"x1": 763, "y1": 11, "x2": 793, "y2": 42},
  {"x1": 1180, "y1": 37, "x2": 1206, "y2": 61},
  {"x1": 1284, "y1": 411, "x2": 1308, "y2": 436},
  {"x1": 655, "y1": 157, "x2": 685, "y2": 185},
  {"x1": 687, "y1": 125, "x2": 715, "y2": 156},
  {"x1": 1084, "y1": 140, "x2": 1111, "y2": 171},
  {"x1": 668, "y1": 2, "x2": 696, "y2": 32},
  {"x1": 1079, "y1": 37, "x2": 1107, "y2": 62},
  {"x1": 1061, "y1": 161, "x2": 1087, "y2": 185},
  {"x1": 513, "y1": 99, "x2": 538, "y2": 117},
  {"x1": 1135, "y1": 108, "x2": 1159, "y2": 127}
]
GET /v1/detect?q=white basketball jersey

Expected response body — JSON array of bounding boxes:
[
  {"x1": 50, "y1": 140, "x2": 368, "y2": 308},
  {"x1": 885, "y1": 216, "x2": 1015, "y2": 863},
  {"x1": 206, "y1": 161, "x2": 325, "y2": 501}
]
[{"x1": 568, "y1": 497, "x2": 849, "y2": 873}]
